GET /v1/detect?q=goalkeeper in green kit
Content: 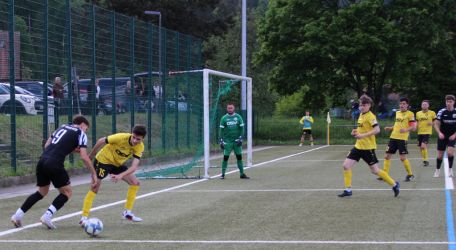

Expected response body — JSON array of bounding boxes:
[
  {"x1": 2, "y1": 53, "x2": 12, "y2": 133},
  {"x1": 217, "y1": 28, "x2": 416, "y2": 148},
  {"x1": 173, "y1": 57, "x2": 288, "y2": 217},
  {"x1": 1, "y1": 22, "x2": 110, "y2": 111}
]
[{"x1": 219, "y1": 103, "x2": 250, "y2": 179}]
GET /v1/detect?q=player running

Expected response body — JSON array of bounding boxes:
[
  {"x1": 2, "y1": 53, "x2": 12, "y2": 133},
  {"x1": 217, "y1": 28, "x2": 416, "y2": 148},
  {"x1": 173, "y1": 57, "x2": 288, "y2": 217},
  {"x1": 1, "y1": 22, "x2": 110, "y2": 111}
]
[
  {"x1": 433, "y1": 95, "x2": 456, "y2": 177},
  {"x1": 219, "y1": 103, "x2": 249, "y2": 179},
  {"x1": 381, "y1": 97, "x2": 416, "y2": 182},
  {"x1": 10, "y1": 116, "x2": 96, "y2": 229},
  {"x1": 416, "y1": 100, "x2": 436, "y2": 167},
  {"x1": 338, "y1": 95, "x2": 400, "y2": 197},
  {"x1": 299, "y1": 111, "x2": 314, "y2": 146},
  {"x1": 80, "y1": 125, "x2": 147, "y2": 226}
]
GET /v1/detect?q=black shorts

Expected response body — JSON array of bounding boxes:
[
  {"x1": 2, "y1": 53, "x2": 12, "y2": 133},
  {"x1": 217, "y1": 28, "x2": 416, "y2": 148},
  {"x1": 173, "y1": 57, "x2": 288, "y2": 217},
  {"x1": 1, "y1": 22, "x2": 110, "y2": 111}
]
[
  {"x1": 386, "y1": 139, "x2": 408, "y2": 155},
  {"x1": 437, "y1": 137, "x2": 456, "y2": 151},
  {"x1": 347, "y1": 147, "x2": 379, "y2": 166},
  {"x1": 302, "y1": 129, "x2": 312, "y2": 135},
  {"x1": 418, "y1": 134, "x2": 430, "y2": 147},
  {"x1": 36, "y1": 157, "x2": 70, "y2": 188},
  {"x1": 94, "y1": 159, "x2": 128, "y2": 179}
]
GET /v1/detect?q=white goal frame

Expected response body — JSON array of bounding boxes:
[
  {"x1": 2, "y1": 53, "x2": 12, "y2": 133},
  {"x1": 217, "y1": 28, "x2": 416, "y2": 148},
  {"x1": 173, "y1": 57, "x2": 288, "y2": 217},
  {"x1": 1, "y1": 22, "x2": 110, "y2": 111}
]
[{"x1": 203, "y1": 69, "x2": 253, "y2": 178}]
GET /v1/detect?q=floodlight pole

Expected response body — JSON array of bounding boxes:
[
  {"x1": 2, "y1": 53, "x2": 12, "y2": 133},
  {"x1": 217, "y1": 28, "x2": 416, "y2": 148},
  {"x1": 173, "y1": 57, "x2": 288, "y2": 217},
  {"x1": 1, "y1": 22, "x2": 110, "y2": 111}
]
[{"x1": 144, "y1": 10, "x2": 162, "y2": 97}]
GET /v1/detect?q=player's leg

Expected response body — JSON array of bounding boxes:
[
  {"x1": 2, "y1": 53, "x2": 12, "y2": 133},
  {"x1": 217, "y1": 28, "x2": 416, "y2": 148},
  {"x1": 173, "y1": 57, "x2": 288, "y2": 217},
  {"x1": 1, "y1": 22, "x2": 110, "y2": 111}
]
[
  {"x1": 419, "y1": 135, "x2": 430, "y2": 166},
  {"x1": 11, "y1": 159, "x2": 49, "y2": 228},
  {"x1": 221, "y1": 143, "x2": 233, "y2": 179},
  {"x1": 338, "y1": 148, "x2": 359, "y2": 197},
  {"x1": 399, "y1": 140, "x2": 413, "y2": 181},
  {"x1": 40, "y1": 165, "x2": 72, "y2": 229},
  {"x1": 370, "y1": 164, "x2": 400, "y2": 197},
  {"x1": 435, "y1": 139, "x2": 447, "y2": 177},
  {"x1": 309, "y1": 130, "x2": 314, "y2": 146},
  {"x1": 299, "y1": 130, "x2": 305, "y2": 146},
  {"x1": 121, "y1": 171, "x2": 142, "y2": 222},
  {"x1": 448, "y1": 144, "x2": 455, "y2": 176},
  {"x1": 383, "y1": 140, "x2": 396, "y2": 174},
  {"x1": 233, "y1": 144, "x2": 249, "y2": 179},
  {"x1": 81, "y1": 161, "x2": 109, "y2": 225}
]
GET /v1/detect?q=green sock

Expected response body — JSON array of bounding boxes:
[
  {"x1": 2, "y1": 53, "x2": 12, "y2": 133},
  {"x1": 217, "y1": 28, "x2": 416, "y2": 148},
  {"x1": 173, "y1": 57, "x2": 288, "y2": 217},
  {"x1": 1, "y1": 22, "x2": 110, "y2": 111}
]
[
  {"x1": 222, "y1": 160, "x2": 228, "y2": 176},
  {"x1": 237, "y1": 160, "x2": 244, "y2": 175}
]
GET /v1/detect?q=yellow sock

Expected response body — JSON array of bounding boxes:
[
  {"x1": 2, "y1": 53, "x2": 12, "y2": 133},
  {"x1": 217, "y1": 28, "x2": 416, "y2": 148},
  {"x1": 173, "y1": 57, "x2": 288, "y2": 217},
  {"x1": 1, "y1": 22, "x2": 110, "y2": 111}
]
[
  {"x1": 82, "y1": 190, "x2": 96, "y2": 217},
  {"x1": 421, "y1": 148, "x2": 428, "y2": 161},
  {"x1": 377, "y1": 170, "x2": 395, "y2": 186},
  {"x1": 383, "y1": 159, "x2": 391, "y2": 173},
  {"x1": 125, "y1": 185, "x2": 140, "y2": 211},
  {"x1": 343, "y1": 169, "x2": 352, "y2": 189},
  {"x1": 403, "y1": 159, "x2": 413, "y2": 175}
]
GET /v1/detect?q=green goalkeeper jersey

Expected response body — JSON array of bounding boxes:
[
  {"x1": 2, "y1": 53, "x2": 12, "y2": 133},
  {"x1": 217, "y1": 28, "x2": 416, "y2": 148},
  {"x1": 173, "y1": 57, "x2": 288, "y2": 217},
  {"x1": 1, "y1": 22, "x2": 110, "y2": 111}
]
[{"x1": 219, "y1": 113, "x2": 245, "y2": 143}]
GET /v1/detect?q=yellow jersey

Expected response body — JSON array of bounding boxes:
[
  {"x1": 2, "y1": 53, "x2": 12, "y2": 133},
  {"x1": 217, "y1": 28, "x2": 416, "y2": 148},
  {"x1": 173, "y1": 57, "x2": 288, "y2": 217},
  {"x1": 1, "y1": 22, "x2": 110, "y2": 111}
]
[
  {"x1": 354, "y1": 111, "x2": 378, "y2": 150},
  {"x1": 95, "y1": 133, "x2": 144, "y2": 167},
  {"x1": 416, "y1": 110, "x2": 436, "y2": 135},
  {"x1": 390, "y1": 110, "x2": 415, "y2": 140}
]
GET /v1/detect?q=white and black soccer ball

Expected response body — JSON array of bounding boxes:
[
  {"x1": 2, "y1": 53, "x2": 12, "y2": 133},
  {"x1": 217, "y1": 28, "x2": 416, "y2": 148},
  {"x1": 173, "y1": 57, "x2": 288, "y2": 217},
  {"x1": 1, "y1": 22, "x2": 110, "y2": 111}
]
[{"x1": 84, "y1": 217, "x2": 103, "y2": 237}]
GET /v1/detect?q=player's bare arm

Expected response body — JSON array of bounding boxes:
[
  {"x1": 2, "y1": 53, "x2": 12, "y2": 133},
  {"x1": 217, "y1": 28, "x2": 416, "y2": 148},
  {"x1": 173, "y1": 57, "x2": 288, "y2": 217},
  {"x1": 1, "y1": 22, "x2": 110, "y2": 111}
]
[
  {"x1": 89, "y1": 137, "x2": 107, "y2": 159},
  {"x1": 355, "y1": 125, "x2": 380, "y2": 139},
  {"x1": 111, "y1": 158, "x2": 140, "y2": 183},
  {"x1": 434, "y1": 120, "x2": 445, "y2": 139},
  {"x1": 78, "y1": 148, "x2": 97, "y2": 188}
]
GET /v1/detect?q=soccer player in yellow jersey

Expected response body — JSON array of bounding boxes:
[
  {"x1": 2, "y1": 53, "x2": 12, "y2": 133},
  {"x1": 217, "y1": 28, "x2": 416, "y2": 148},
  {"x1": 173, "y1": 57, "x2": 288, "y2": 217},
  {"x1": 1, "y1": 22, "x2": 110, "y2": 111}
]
[
  {"x1": 382, "y1": 97, "x2": 417, "y2": 182},
  {"x1": 416, "y1": 100, "x2": 436, "y2": 167},
  {"x1": 338, "y1": 95, "x2": 400, "y2": 197},
  {"x1": 79, "y1": 125, "x2": 146, "y2": 226},
  {"x1": 299, "y1": 111, "x2": 314, "y2": 146}
]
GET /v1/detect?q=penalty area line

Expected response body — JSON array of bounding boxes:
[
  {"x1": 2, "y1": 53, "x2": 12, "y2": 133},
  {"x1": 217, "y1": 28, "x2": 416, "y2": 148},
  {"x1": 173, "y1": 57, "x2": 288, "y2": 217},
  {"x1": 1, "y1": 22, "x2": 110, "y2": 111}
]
[{"x1": 0, "y1": 239, "x2": 455, "y2": 245}]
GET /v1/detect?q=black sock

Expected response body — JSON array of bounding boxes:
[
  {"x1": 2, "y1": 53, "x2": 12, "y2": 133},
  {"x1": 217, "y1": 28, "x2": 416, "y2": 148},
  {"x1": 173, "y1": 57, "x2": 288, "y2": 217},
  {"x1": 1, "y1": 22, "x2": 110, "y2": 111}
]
[
  {"x1": 21, "y1": 191, "x2": 43, "y2": 213},
  {"x1": 437, "y1": 158, "x2": 443, "y2": 169},
  {"x1": 51, "y1": 194, "x2": 69, "y2": 211},
  {"x1": 449, "y1": 156, "x2": 454, "y2": 169}
]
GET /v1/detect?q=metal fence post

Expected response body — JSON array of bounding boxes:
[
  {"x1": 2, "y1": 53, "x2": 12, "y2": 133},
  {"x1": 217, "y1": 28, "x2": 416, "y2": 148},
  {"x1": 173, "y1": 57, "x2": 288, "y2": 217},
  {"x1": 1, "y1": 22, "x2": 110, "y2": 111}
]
[{"x1": 8, "y1": 0, "x2": 17, "y2": 173}]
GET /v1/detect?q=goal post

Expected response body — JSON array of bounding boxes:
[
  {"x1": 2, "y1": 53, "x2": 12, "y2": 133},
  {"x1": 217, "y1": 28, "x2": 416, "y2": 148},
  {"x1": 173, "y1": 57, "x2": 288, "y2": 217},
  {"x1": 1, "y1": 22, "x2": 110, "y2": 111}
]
[{"x1": 203, "y1": 69, "x2": 252, "y2": 178}]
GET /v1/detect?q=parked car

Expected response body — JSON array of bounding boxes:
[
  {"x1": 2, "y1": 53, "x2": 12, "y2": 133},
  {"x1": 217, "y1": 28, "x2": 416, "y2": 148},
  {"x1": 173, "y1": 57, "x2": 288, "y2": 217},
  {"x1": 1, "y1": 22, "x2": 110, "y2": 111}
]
[
  {"x1": 0, "y1": 84, "x2": 49, "y2": 115},
  {"x1": 14, "y1": 81, "x2": 53, "y2": 98}
]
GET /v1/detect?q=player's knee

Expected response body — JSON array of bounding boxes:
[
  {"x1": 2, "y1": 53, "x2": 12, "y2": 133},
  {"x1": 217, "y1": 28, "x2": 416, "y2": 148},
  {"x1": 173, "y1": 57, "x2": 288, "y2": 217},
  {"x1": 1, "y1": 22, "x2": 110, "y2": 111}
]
[
  {"x1": 61, "y1": 189, "x2": 72, "y2": 199},
  {"x1": 132, "y1": 180, "x2": 140, "y2": 186},
  {"x1": 223, "y1": 155, "x2": 229, "y2": 161},
  {"x1": 236, "y1": 154, "x2": 242, "y2": 161},
  {"x1": 399, "y1": 156, "x2": 407, "y2": 161}
]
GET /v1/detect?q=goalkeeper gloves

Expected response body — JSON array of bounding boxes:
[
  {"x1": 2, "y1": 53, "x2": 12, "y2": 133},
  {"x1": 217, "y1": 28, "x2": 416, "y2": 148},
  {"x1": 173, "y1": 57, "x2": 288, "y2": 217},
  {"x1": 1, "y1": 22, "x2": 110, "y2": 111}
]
[
  {"x1": 235, "y1": 136, "x2": 243, "y2": 146},
  {"x1": 219, "y1": 139, "x2": 225, "y2": 150}
]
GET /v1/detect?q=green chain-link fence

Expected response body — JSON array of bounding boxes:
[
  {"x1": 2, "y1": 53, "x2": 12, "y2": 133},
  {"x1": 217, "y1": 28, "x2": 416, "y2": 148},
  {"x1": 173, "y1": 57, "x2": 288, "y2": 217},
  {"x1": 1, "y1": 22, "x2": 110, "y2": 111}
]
[{"x1": 0, "y1": 0, "x2": 203, "y2": 177}]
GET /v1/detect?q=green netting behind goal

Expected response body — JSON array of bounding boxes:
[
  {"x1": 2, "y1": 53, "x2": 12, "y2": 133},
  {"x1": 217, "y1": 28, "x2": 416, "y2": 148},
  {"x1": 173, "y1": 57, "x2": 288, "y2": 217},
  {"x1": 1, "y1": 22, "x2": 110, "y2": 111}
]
[{"x1": 135, "y1": 71, "x2": 242, "y2": 179}]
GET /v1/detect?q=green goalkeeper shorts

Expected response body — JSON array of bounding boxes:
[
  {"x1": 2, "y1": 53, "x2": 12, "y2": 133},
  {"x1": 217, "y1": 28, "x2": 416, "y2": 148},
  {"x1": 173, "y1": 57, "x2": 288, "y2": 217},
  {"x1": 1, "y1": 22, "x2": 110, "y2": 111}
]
[{"x1": 224, "y1": 142, "x2": 242, "y2": 156}]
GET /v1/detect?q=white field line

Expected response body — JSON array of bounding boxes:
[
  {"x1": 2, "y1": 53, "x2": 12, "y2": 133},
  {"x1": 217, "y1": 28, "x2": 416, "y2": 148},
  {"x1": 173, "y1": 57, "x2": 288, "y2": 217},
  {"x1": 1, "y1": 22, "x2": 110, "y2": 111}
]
[
  {"x1": 170, "y1": 188, "x2": 444, "y2": 193},
  {"x1": 444, "y1": 156, "x2": 454, "y2": 190},
  {"x1": 0, "y1": 146, "x2": 327, "y2": 238},
  {"x1": 0, "y1": 239, "x2": 454, "y2": 245}
]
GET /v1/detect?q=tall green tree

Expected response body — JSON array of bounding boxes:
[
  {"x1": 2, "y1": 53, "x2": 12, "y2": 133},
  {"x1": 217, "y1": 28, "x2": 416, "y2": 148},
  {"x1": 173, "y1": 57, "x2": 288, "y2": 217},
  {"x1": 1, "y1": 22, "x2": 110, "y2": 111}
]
[{"x1": 255, "y1": 0, "x2": 456, "y2": 111}]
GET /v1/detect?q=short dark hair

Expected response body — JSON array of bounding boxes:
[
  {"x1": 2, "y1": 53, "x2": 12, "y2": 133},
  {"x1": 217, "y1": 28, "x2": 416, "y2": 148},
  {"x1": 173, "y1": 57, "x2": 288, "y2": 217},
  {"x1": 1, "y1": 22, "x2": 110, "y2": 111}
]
[
  {"x1": 72, "y1": 115, "x2": 89, "y2": 127},
  {"x1": 132, "y1": 124, "x2": 147, "y2": 137},
  {"x1": 399, "y1": 97, "x2": 409, "y2": 103},
  {"x1": 359, "y1": 95, "x2": 373, "y2": 105},
  {"x1": 446, "y1": 95, "x2": 455, "y2": 101}
]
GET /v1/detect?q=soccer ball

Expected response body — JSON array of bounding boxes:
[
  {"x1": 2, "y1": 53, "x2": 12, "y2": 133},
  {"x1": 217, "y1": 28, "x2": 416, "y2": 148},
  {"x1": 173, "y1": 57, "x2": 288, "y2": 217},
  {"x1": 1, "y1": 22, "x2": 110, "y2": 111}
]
[{"x1": 84, "y1": 218, "x2": 103, "y2": 237}]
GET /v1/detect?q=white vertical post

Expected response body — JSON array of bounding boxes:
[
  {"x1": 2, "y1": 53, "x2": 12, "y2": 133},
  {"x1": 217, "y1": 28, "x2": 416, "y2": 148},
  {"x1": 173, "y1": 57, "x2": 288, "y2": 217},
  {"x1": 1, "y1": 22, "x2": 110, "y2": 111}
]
[
  {"x1": 247, "y1": 78, "x2": 252, "y2": 167},
  {"x1": 203, "y1": 69, "x2": 210, "y2": 178}
]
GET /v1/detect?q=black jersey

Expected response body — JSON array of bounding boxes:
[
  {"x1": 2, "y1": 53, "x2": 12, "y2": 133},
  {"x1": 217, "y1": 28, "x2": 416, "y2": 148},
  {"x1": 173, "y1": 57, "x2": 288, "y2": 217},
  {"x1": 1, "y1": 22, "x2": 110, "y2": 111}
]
[
  {"x1": 41, "y1": 124, "x2": 88, "y2": 163},
  {"x1": 436, "y1": 108, "x2": 456, "y2": 136}
]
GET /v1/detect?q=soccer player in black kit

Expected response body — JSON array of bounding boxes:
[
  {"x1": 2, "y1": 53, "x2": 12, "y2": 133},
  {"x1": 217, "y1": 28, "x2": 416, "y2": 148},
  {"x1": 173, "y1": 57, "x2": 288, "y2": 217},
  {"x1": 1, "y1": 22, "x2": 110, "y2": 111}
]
[
  {"x1": 10, "y1": 115, "x2": 96, "y2": 229},
  {"x1": 433, "y1": 95, "x2": 456, "y2": 178}
]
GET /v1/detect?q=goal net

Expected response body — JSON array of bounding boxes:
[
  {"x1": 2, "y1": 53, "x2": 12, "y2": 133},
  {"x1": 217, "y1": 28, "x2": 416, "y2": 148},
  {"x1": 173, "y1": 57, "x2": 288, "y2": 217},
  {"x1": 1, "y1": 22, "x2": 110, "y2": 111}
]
[{"x1": 135, "y1": 69, "x2": 252, "y2": 179}]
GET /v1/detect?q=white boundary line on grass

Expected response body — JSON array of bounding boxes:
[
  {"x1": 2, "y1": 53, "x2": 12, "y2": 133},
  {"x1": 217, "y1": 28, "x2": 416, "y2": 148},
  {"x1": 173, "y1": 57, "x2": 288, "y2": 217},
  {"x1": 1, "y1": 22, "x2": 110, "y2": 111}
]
[
  {"x1": 0, "y1": 145, "x2": 328, "y2": 238},
  {"x1": 171, "y1": 188, "x2": 444, "y2": 192},
  {"x1": 444, "y1": 156, "x2": 454, "y2": 190},
  {"x1": 0, "y1": 239, "x2": 454, "y2": 245}
]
